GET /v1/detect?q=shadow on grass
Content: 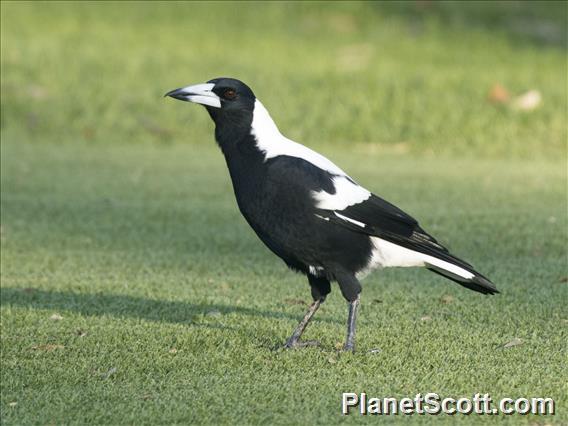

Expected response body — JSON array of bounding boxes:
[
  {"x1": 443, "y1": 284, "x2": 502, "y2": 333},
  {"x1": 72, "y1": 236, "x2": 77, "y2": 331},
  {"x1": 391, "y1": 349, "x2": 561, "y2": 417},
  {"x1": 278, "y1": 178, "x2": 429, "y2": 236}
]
[{"x1": 0, "y1": 287, "x2": 339, "y2": 328}]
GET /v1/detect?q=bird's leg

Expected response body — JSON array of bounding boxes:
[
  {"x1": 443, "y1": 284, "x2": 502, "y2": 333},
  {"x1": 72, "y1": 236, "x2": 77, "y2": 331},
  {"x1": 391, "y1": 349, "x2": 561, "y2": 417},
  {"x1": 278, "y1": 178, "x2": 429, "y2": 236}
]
[
  {"x1": 283, "y1": 298, "x2": 323, "y2": 349},
  {"x1": 335, "y1": 271, "x2": 362, "y2": 352},
  {"x1": 343, "y1": 294, "x2": 360, "y2": 352},
  {"x1": 283, "y1": 274, "x2": 331, "y2": 349}
]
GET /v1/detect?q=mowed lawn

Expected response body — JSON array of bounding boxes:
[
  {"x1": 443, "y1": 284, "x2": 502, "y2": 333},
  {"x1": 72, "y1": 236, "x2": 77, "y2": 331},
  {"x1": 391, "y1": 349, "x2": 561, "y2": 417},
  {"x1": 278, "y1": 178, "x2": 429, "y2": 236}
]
[
  {"x1": 1, "y1": 1, "x2": 567, "y2": 425},
  {"x1": 2, "y1": 143, "x2": 566, "y2": 424}
]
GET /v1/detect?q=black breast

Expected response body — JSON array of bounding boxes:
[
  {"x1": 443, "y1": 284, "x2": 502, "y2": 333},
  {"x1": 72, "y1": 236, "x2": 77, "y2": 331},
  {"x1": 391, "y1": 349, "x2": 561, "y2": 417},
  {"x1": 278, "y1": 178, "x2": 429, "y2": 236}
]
[{"x1": 220, "y1": 138, "x2": 373, "y2": 277}]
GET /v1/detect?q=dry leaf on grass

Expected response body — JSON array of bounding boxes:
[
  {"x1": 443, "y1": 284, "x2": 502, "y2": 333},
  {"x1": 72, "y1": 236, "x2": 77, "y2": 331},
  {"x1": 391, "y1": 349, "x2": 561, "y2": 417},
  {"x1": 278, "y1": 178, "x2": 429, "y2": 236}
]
[
  {"x1": 49, "y1": 313, "x2": 63, "y2": 321},
  {"x1": 503, "y1": 338, "x2": 523, "y2": 348},
  {"x1": 487, "y1": 85, "x2": 543, "y2": 112},
  {"x1": 32, "y1": 344, "x2": 64, "y2": 351},
  {"x1": 440, "y1": 295, "x2": 454, "y2": 304},
  {"x1": 512, "y1": 90, "x2": 542, "y2": 111},
  {"x1": 487, "y1": 84, "x2": 510, "y2": 104}
]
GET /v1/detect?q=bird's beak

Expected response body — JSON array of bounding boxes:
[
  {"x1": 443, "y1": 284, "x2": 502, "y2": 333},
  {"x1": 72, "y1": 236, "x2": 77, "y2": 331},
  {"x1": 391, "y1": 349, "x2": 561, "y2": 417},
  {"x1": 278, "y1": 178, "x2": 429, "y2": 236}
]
[{"x1": 164, "y1": 83, "x2": 221, "y2": 108}]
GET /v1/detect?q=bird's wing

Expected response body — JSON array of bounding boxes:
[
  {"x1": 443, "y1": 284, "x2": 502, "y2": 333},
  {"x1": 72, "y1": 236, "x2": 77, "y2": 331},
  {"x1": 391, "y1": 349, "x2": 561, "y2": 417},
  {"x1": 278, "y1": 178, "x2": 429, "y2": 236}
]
[
  {"x1": 316, "y1": 190, "x2": 452, "y2": 254},
  {"x1": 261, "y1": 143, "x2": 440, "y2": 250},
  {"x1": 258, "y1": 136, "x2": 468, "y2": 267},
  {"x1": 312, "y1": 177, "x2": 480, "y2": 271},
  {"x1": 259, "y1": 141, "x2": 495, "y2": 293},
  {"x1": 314, "y1": 177, "x2": 500, "y2": 294},
  {"x1": 261, "y1": 149, "x2": 449, "y2": 259}
]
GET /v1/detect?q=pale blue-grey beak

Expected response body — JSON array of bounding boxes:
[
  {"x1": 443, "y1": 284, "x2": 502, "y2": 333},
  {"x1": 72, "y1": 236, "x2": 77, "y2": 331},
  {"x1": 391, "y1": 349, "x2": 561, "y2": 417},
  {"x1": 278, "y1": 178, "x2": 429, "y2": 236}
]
[{"x1": 165, "y1": 83, "x2": 221, "y2": 108}]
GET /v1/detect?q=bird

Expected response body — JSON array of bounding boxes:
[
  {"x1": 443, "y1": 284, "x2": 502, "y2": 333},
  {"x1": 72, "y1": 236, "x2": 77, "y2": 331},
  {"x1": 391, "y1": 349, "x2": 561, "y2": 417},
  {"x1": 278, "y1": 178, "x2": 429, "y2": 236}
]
[{"x1": 165, "y1": 77, "x2": 498, "y2": 352}]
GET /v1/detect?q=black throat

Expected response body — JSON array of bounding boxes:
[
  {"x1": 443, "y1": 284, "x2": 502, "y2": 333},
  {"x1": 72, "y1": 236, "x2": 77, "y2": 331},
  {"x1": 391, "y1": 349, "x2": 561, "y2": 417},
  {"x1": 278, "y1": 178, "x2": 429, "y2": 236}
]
[
  {"x1": 207, "y1": 108, "x2": 252, "y2": 150},
  {"x1": 207, "y1": 107, "x2": 266, "y2": 201}
]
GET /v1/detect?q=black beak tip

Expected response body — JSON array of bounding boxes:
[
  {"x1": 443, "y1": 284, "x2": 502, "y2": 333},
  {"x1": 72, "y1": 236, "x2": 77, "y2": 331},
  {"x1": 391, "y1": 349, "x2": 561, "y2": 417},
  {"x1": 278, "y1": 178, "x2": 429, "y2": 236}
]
[{"x1": 164, "y1": 88, "x2": 182, "y2": 98}]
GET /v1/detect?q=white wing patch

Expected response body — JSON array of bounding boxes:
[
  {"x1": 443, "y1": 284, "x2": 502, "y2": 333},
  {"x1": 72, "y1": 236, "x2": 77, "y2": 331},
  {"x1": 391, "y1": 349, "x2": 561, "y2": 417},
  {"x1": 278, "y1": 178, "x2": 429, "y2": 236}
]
[
  {"x1": 357, "y1": 237, "x2": 475, "y2": 280},
  {"x1": 250, "y1": 100, "x2": 349, "y2": 177},
  {"x1": 312, "y1": 176, "x2": 371, "y2": 210},
  {"x1": 334, "y1": 212, "x2": 365, "y2": 228}
]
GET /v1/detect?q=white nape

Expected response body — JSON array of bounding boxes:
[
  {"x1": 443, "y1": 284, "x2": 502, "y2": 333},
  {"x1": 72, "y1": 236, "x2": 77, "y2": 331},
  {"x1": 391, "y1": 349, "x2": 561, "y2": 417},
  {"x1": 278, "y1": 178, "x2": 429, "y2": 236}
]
[
  {"x1": 251, "y1": 100, "x2": 349, "y2": 177},
  {"x1": 250, "y1": 100, "x2": 371, "y2": 211}
]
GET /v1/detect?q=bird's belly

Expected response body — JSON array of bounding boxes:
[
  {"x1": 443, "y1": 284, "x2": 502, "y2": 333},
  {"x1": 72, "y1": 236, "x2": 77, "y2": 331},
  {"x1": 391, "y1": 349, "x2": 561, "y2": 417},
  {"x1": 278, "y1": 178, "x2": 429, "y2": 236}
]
[{"x1": 241, "y1": 203, "x2": 373, "y2": 275}]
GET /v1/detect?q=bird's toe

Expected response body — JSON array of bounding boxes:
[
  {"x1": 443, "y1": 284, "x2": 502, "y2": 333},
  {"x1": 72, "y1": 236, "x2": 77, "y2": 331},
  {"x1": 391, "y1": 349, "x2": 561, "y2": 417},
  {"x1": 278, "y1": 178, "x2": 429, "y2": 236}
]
[{"x1": 341, "y1": 343, "x2": 355, "y2": 353}]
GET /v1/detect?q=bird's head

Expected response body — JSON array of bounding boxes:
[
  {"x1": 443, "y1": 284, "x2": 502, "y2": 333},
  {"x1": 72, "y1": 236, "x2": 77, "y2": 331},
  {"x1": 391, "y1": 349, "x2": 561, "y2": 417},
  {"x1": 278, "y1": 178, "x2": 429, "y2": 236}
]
[{"x1": 165, "y1": 77, "x2": 256, "y2": 125}]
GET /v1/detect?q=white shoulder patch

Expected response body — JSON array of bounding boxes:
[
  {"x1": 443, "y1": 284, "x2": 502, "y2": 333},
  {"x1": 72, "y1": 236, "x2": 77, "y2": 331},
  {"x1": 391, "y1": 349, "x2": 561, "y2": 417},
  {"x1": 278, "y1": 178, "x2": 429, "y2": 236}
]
[
  {"x1": 312, "y1": 176, "x2": 371, "y2": 211},
  {"x1": 250, "y1": 99, "x2": 371, "y2": 211},
  {"x1": 250, "y1": 99, "x2": 348, "y2": 177}
]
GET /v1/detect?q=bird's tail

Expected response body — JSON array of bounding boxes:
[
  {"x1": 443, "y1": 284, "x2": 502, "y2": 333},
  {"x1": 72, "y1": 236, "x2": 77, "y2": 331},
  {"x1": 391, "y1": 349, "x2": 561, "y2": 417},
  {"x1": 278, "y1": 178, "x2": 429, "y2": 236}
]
[
  {"x1": 424, "y1": 255, "x2": 498, "y2": 295},
  {"x1": 346, "y1": 218, "x2": 500, "y2": 295}
]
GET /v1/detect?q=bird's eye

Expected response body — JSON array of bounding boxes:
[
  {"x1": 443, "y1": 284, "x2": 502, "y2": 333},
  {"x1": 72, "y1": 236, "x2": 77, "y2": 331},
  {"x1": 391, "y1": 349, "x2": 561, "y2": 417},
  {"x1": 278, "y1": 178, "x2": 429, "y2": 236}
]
[{"x1": 223, "y1": 89, "x2": 237, "y2": 100}]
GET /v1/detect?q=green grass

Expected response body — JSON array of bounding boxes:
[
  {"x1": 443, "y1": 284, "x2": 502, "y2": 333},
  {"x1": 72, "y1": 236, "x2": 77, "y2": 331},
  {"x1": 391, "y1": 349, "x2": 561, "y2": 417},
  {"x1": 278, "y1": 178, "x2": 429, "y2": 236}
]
[
  {"x1": 2, "y1": 142, "x2": 566, "y2": 424},
  {"x1": 1, "y1": 1, "x2": 567, "y2": 425},
  {"x1": 1, "y1": 1, "x2": 566, "y2": 157}
]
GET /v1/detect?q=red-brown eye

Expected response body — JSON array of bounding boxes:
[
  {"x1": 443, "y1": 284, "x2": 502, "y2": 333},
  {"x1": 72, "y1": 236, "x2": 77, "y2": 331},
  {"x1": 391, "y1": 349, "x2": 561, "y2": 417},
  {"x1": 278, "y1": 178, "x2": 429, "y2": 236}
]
[{"x1": 223, "y1": 89, "x2": 237, "y2": 100}]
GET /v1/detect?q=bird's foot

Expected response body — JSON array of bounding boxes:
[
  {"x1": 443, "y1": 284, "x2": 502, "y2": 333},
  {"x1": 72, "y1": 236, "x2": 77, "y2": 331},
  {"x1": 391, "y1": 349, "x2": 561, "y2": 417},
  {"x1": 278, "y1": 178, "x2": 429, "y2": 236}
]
[
  {"x1": 283, "y1": 339, "x2": 320, "y2": 349},
  {"x1": 341, "y1": 343, "x2": 355, "y2": 353}
]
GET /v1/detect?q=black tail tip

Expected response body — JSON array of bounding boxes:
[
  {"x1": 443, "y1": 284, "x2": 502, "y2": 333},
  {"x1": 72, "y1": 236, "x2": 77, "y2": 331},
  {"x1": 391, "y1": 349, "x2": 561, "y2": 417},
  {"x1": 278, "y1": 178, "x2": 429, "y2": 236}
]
[
  {"x1": 468, "y1": 275, "x2": 499, "y2": 295},
  {"x1": 427, "y1": 267, "x2": 499, "y2": 295}
]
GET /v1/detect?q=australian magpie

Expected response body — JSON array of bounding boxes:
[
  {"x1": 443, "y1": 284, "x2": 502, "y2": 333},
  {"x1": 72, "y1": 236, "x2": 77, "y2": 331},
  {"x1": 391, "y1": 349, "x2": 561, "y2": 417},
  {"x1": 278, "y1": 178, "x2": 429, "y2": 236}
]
[{"x1": 165, "y1": 77, "x2": 498, "y2": 352}]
